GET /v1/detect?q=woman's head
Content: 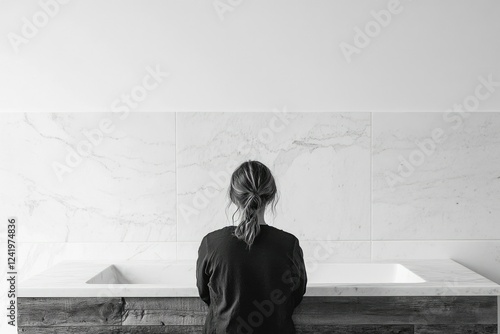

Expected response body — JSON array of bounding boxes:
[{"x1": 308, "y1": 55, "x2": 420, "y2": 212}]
[{"x1": 228, "y1": 160, "x2": 278, "y2": 248}]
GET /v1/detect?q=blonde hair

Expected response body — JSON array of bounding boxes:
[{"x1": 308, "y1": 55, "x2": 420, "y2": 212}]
[{"x1": 228, "y1": 161, "x2": 278, "y2": 249}]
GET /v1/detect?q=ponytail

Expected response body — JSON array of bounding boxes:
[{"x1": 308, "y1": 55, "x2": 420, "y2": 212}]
[
  {"x1": 233, "y1": 193, "x2": 262, "y2": 248},
  {"x1": 228, "y1": 161, "x2": 277, "y2": 249}
]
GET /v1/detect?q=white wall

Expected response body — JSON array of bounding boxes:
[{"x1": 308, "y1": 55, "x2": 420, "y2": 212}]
[
  {"x1": 0, "y1": 113, "x2": 178, "y2": 280},
  {"x1": 1, "y1": 112, "x2": 499, "y2": 285},
  {"x1": 372, "y1": 112, "x2": 500, "y2": 284},
  {"x1": 0, "y1": 0, "x2": 499, "y2": 112}
]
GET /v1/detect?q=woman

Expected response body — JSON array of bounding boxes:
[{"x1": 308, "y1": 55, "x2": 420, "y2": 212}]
[{"x1": 196, "y1": 160, "x2": 307, "y2": 334}]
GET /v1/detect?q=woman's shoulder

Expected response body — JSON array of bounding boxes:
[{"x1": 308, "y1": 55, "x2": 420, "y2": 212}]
[
  {"x1": 201, "y1": 225, "x2": 299, "y2": 246},
  {"x1": 260, "y1": 225, "x2": 299, "y2": 242},
  {"x1": 201, "y1": 226, "x2": 236, "y2": 242}
]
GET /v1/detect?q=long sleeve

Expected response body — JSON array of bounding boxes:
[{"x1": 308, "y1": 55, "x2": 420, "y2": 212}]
[
  {"x1": 196, "y1": 226, "x2": 307, "y2": 333},
  {"x1": 290, "y1": 237, "x2": 307, "y2": 308},
  {"x1": 196, "y1": 236, "x2": 211, "y2": 306}
]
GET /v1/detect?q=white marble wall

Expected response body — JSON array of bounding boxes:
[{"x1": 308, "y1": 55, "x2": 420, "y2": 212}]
[
  {"x1": 1, "y1": 112, "x2": 499, "y2": 283},
  {"x1": 0, "y1": 112, "x2": 177, "y2": 279},
  {"x1": 372, "y1": 112, "x2": 500, "y2": 283},
  {"x1": 176, "y1": 112, "x2": 372, "y2": 264}
]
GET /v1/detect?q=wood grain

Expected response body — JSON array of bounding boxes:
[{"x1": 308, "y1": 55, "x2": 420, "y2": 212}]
[
  {"x1": 295, "y1": 325, "x2": 414, "y2": 333},
  {"x1": 124, "y1": 297, "x2": 207, "y2": 311},
  {"x1": 122, "y1": 297, "x2": 208, "y2": 326},
  {"x1": 414, "y1": 324, "x2": 498, "y2": 334},
  {"x1": 122, "y1": 309, "x2": 206, "y2": 326},
  {"x1": 18, "y1": 325, "x2": 204, "y2": 334},
  {"x1": 293, "y1": 296, "x2": 497, "y2": 325},
  {"x1": 18, "y1": 326, "x2": 123, "y2": 333},
  {"x1": 17, "y1": 296, "x2": 498, "y2": 333},
  {"x1": 18, "y1": 297, "x2": 123, "y2": 327},
  {"x1": 121, "y1": 326, "x2": 204, "y2": 334}
]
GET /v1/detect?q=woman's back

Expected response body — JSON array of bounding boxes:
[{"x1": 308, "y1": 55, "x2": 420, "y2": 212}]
[
  {"x1": 197, "y1": 160, "x2": 307, "y2": 333},
  {"x1": 197, "y1": 224, "x2": 306, "y2": 334}
]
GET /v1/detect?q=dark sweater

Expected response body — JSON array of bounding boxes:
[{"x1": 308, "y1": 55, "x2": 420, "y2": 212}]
[{"x1": 196, "y1": 225, "x2": 307, "y2": 334}]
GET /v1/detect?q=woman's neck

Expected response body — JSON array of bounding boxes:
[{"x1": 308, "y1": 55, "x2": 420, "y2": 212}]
[{"x1": 256, "y1": 209, "x2": 267, "y2": 225}]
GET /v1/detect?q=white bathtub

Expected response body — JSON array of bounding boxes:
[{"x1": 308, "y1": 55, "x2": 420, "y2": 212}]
[
  {"x1": 85, "y1": 262, "x2": 425, "y2": 285},
  {"x1": 20, "y1": 260, "x2": 500, "y2": 297}
]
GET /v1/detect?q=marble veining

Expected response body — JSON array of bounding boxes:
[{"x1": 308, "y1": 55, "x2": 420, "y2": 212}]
[
  {"x1": 176, "y1": 112, "x2": 371, "y2": 242},
  {"x1": 1, "y1": 112, "x2": 500, "y2": 290},
  {"x1": 0, "y1": 112, "x2": 176, "y2": 243},
  {"x1": 373, "y1": 112, "x2": 500, "y2": 240}
]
